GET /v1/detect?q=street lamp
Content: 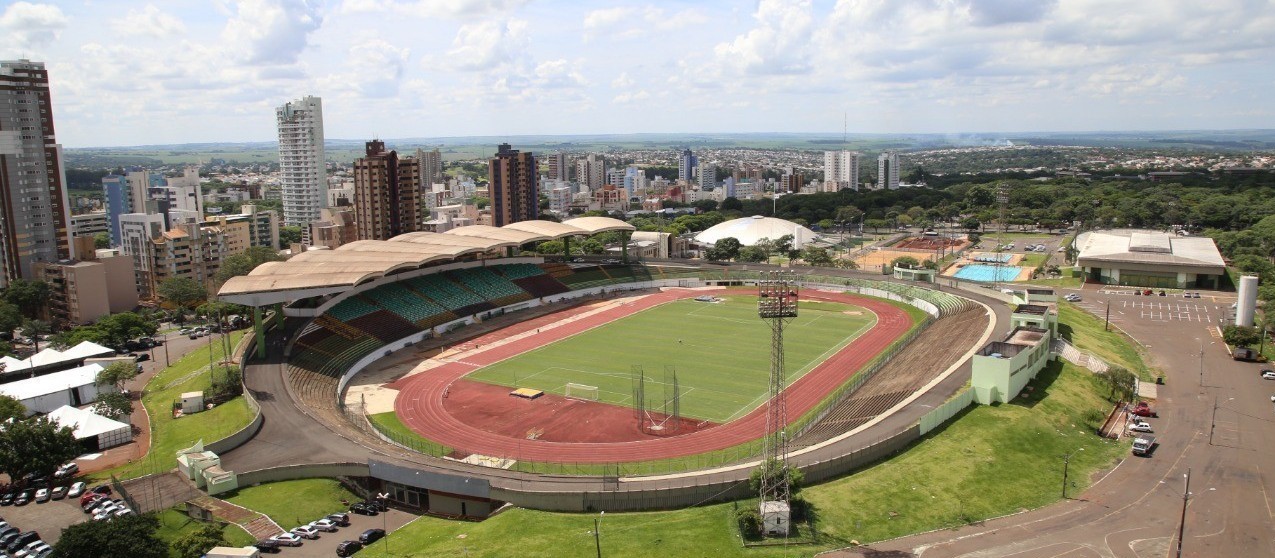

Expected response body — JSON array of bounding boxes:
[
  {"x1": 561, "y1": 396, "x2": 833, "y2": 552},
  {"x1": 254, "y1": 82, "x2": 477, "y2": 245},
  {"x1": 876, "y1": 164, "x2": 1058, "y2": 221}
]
[
  {"x1": 1061, "y1": 448, "x2": 1084, "y2": 499},
  {"x1": 593, "y1": 510, "x2": 605, "y2": 558},
  {"x1": 378, "y1": 492, "x2": 389, "y2": 554}
]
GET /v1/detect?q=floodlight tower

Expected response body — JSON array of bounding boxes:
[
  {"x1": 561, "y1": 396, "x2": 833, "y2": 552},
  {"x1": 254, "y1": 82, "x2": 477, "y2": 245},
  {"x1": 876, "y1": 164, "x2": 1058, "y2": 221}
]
[
  {"x1": 757, "y1": 271, "x2": 799, "y2": 534},
  {"x1": 994, "y1": 183, "x2": 1011, "y2": 291}
]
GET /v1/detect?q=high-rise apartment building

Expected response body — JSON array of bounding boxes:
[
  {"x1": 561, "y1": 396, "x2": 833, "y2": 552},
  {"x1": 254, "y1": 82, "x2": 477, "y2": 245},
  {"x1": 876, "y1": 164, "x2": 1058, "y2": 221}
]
[
  {"x1": 824, "y1": 150, "x2": 861, "y2": 190},
  {"x1": 415, "y1": 147, "x2": 443, "y2": 186},
  {"x1": 354, "y1": 140, "x2": 422, "y2": 240},
  {"x1": 575, "y1": 153, "x2": 604, "y2": 192},
  {"x1": 878, "y1": 151, "x2": 900, "y2": 190},
  {"x1": 276, "y1": 96, "x2": 327, "y2": 228},
  {"x1": 545, "y1": 151, "x2": 568, "y2": 181},
  {"x1": 698, "y1": 163, "x2": 717, "y2": 190},
  {"x1": 487, "y1": 143, "x2": 538, "y2": 227},
  {"x1": 0, "y1": 59, "x2": 73, "y2": 286},
  {"x1": 678, "y1": 149, "x2": 696, "y2": 181}
]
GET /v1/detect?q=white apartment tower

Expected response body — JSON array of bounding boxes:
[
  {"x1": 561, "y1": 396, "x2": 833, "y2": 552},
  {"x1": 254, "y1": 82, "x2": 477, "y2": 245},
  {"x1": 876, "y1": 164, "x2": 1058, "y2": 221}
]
[
  {"x1": 276, "y1": 96, "x2": 327, "y2": 227},
  {"x1": 823, "y1": 150, "x2": 861, "y2": 190},
  {"x1": 878, "y1": 151, "x2": 900, "y2": 190},
  {"x1": 575, "y1": 153, "x2": 605, "y2": 192}
]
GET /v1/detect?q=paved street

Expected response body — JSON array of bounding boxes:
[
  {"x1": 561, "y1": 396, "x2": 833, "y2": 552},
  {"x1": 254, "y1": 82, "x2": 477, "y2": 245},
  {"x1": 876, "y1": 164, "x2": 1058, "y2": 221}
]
[{"x1": 831, "y1": 285, "x2": 1271, "y2": 558}]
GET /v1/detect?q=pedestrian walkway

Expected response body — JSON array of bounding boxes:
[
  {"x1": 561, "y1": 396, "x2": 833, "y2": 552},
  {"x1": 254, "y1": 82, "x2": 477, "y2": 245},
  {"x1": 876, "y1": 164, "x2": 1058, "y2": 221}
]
[{"x1": 189, "y1": 494, "x2": 284, "y2": 541}]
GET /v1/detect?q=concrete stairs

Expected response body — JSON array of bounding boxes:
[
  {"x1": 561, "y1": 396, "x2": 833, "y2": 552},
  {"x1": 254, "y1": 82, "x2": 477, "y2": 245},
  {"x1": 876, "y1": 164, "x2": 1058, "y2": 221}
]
[{"x1": 190, "y1": 495, "x2": 285, "y2": 541}]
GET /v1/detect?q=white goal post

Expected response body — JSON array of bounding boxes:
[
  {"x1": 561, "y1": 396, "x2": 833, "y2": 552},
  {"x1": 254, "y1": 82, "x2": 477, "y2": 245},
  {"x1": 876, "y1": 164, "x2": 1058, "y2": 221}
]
[{"x1": 564, "y1": 383, "x2": 600, "y2": 401}]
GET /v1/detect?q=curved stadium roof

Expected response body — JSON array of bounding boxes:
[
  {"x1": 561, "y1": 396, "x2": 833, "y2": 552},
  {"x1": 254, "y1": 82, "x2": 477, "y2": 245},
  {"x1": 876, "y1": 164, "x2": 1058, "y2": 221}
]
[
  {"x1": 693, "y1": 215, "x2": 819, "y2": 248},
  {"x1": 218, "y1": 217, "x2": 634, "y2": 304}
]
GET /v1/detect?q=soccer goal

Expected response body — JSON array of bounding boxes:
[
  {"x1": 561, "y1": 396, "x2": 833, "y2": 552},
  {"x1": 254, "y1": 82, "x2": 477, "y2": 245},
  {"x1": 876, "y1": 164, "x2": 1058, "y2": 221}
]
[{"x1": 564, "y1": 383, "x2": 600, "y2": 401}]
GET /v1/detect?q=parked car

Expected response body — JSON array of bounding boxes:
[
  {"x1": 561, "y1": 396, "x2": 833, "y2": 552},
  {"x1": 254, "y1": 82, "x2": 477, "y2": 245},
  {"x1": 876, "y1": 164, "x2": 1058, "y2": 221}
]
[
  {"x1": 327, "y1": 512, "x2": 351, "y2": 527},
  {"x1": 1131, "y1": 401, "x2": 1157, "y2": 417},
  {"x1": 52, "y1": 463, "x2": 77, "y2": 479},
  {"x1": 67, "y1": 482, "x2": 86, "y2": 498},
  {"x1": 363, "y1": 499, "x2": 388, "y2": 512},
  {"x1": 13, "y1": 491, "x2": 31, "y2": 506},
  {"x1": 270, "y1": 533, "x2": 303, "y2": 547},
  {"x1": 359, "y1": 528, "x2": 386, "y2": 545},
  {"x1": 290, "y1": 525, "x2": 320, "y2": 540},
  {"x1": 1263, "y1": 371, "x2": 1275, "y2": 380},
  {"x1": 0, "y1": 529, "x2": 22, "y2": 548},
  {"x1": 1064, "y1": 293, "x2": 1082, "y2": 302},
  {"x1": 6, "y1": 532, "x2": 39, "y2": 553},
  {"x1": 308, "y1": 518, "x2": 338, "y2": 532},
  {"x1": 79, "y1": 491, "x2": 105, "y2": 507},
  {"x1": 336, "y1": 540, "x2": 363, "y2": 557},
  {"x1": 0, "y1": 492, "x2": 15, "y2": 506},
  {"x1": 349, "y1": 503, "x2": 377, "y2": 516},
  {"x1": 49, "y1": 486, "x2": 66, "y2": 500},
  {"x1": 252, "y1": 539, "x2": 282, "y2": 554},
  {"x1": 91, "y1": 485, "x2": 111, "y2": 496},
  {"x1": 1130, "y1": 421, "x2": 1153, "y2": 433},
  {"x1": 112, "y1": 508, "x2": 133, "y2": 519},
  {"x1": 32, "y1": 489, "x2": 47, "y2": 504}
]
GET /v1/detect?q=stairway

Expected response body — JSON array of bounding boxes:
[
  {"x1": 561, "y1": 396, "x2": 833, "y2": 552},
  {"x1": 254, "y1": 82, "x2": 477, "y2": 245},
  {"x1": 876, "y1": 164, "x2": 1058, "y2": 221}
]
[{"x1": 189, "y1": 495, "x2": 285, "y2": 541}]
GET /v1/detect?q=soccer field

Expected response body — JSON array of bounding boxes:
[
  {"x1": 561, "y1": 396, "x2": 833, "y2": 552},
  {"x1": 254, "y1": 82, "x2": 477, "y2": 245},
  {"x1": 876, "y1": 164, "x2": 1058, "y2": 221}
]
[{"x1": 465, "y1": 295, "x2": 877, "y2": 423}]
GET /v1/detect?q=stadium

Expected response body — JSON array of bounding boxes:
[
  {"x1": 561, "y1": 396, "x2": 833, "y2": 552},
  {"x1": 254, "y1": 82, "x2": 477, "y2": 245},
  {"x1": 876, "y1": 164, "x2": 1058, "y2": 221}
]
[{"x1": 216, "y1": 216, "x2": 999, "y2": 515}]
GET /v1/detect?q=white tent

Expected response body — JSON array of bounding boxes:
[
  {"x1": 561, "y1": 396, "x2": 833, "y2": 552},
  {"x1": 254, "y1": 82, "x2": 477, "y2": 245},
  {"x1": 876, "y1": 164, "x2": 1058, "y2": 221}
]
[
  {"x1": 0, "y1": 341, "x2": 115, "y2": 378},
  {"x1": 46, "y1": 405, "x2": 133, "y2": 450},
  {"x1": 0, "y1": 363, "x2": 109, "y2": 415}
]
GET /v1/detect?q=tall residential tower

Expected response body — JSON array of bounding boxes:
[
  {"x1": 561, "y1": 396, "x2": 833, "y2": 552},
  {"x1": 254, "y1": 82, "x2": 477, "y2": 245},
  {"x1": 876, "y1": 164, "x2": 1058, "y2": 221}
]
[
  {"x1": 823, "y1": 150, "x2": 861, "y2": 191},
  {"x1": 355, "y1": 140, "x2": 422, "y2": 240},
  {"x1": 487, "y1": 144, "x2": 538, "y2": 227},
  {"x1": 878, "y1": 151, "x2": 900, "y2": 190},
  {"x1": 0, "y1": 59, "x2": 72, "y2": 286},
  {"x1": 276, "y1": 96, "x2": 327, "y2": 228}
]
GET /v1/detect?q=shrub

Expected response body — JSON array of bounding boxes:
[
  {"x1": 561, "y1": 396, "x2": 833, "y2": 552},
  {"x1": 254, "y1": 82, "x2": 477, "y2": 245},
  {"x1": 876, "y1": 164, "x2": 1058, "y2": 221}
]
[
  {"x1": 735, "y1": 507, "x2": 762, "y2": 538},
  {"x1": 1223, "y1": 325, "x2": 1260, "y2": 348},
  {"x1": 207, "y1": 366, "x2": 243, "y2": 403}
]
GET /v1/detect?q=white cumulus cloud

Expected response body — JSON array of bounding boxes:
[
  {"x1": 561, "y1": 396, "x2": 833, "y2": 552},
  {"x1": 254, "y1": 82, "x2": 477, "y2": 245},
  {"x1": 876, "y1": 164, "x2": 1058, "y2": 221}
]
[
  {"x1": 221, "y1": 0, "x2": 323, "y2": 65},
  {"x1": 110, "y1": 4, "x2": 187, "y2": 38},
  {"x1": 0, "y1": 2, "x2": 67, "y2": 49},
  {"x1": 445, "y1": 19, "x2": 528, "y2": 71}
]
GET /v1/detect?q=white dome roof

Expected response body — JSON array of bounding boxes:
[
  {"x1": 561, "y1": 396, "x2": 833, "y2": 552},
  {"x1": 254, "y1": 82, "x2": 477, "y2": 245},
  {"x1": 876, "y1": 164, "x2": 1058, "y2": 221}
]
[{"x1": 694, "y1": 215, "x2": 819, "y2": 248}]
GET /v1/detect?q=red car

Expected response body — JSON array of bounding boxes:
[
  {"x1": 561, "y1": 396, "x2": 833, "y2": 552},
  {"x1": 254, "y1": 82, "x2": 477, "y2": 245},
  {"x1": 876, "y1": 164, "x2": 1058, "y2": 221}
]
[{"x1": 1131, "y1": 402, "x2": 1157, "y2": 418}]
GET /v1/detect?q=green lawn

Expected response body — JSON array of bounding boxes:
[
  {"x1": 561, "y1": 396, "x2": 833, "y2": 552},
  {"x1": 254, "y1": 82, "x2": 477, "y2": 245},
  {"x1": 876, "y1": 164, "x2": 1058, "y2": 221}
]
[
  {"x1": 1018, "y1": 253, "x2": 1048, "y2": 268},
  {"x1": 1057, "y1": 303, "x2": 1152, "y2": 379},
  {"x1": 467, "y1": 296, "x2": 876, "y2": 422},
  {"x1": 350, "y1": 360, "x2": 1126, "y2": 558},
  {"x1": 92, "y1": 331, "x2": 255, "y2": 481},
  {"x1": 224, "y1": 479, "x2": 361, "y2": 530},
  {"x1": 154, "y1": 509, "x2": 255, "y2": 557}
]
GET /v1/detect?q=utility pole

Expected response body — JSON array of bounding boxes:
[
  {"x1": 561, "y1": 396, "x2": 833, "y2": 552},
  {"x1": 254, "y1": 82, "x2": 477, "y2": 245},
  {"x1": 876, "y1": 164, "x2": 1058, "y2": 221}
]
[
  {"x1": 1104, "y1": 300, "x2": 1111, "y2": 331},
  {"x1": 1176, "y1": 468, "x2": 1191, "y2": 558},
  {"x1": 1198, "y1": 338, "x2": 1205, "y2": 386}
]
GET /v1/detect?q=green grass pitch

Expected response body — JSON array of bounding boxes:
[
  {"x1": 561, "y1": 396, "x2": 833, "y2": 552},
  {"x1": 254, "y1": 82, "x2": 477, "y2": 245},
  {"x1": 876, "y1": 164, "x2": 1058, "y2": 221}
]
[{"x1": 465, "y1": 295, "x2": 876, "y2": 423}]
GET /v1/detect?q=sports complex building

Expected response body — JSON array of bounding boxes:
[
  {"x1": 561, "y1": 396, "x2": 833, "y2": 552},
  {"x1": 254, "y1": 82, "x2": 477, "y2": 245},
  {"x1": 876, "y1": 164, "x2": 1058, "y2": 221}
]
[
  {"x1": 1074, "y1": 229, "x2": 1226, "y2": 289},
  {"x1": 207, "y1": 216, "x2": 1019, "y2": 518}
]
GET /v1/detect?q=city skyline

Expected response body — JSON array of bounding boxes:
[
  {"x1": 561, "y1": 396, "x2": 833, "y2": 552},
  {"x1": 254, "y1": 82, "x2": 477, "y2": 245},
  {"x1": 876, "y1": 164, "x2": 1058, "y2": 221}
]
[{"x1": 2, "y1": 0, "x2": 1273, "y2": 148}]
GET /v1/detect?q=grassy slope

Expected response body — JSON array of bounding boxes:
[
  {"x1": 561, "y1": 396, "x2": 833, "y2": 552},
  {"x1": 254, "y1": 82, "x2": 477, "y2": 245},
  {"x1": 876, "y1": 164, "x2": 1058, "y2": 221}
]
[
  {"x1": 154, "y1": 509, "x2": 256, "y2": 557},
  {"x1": 342, "y1": 308, "x2": 1134, "y2": 557},
  {"x1": 93, "y1": 331, "x2": 253, "y2": 481},
  {"x1": 467, "y1": 296, "x2": 874, "y2": 422},
  {"x1": 224, "y1": 479, "x2": 361, "y2": 530},
  {"x1": 1057, "y1": 303, "x2": 1153, "y2": 378}
]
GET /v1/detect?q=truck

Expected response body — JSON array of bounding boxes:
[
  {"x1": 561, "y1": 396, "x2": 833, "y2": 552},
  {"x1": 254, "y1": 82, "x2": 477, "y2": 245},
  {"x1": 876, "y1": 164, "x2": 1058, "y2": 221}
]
[{"x1": 1131, "y1": 434, "x2": 1156, "y2": 457}]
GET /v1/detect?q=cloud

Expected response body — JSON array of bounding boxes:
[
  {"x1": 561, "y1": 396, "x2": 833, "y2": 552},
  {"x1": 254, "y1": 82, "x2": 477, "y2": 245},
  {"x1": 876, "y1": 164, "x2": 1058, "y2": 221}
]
[
  {"x1": 612, "y1": 90, "x2": 650, "y2": 104},
  {"x1": 583, "y1": 5, "x2": 709, "y2": 41},
  {"x1": 445, "y1": 19, "x2": 528, "y2": 71},
  {"x1": 0, "y1": 2, "x2": 67, "y2": 49},
  {"x1": 110, "y1": 4, "x2": 187, "y2": 38},
  {"x1": 339, "y1": 0, "x2": 529, "y2": 18},
  {"x1": 344, "y1": 39, "x2": 411, "y2": 97},
  {"x1": 967, "y1": 0, "x2": 1057, "y2": 26},
  {"x1": 611, "y1": 72, "x2": 635, "y2": 88},
  {"x1": 713, "y1": 0, "x2": 815, "y2": 75},
  {"x1": 221, "y1": 0, "x2": 323, "y2": 65}
]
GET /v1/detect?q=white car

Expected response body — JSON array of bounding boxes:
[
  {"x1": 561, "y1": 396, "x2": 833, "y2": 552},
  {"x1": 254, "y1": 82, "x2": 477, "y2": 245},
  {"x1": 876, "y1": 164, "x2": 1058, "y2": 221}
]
[
  {"x1": 308, "y1": 518, "x2": 339, "y2": 532},
  {"x1": 290, "y1": 525, "x2": 320, "y2": 540},
  {"x1": 1263, "y1": 371, "x2": 1275, "y2": 380},
  {"x1": 113, "y1": 508, "x2": 133, "y2": 518},
  {"x1": 1064, "y1": 294, "x2": 1082, "y2": 302},
  {"x1": 33, "y1": 488, "x2": 49, "y2": 503},
  {"x1": 271, "y1": 533, "x2": 304, "y2": 547},
  {"x1": 67, "y1": 481, "x2": 86, "y2": 498},
  {"x1": 1130, "y1": 421, "x2": 1153, "y2": 433}
]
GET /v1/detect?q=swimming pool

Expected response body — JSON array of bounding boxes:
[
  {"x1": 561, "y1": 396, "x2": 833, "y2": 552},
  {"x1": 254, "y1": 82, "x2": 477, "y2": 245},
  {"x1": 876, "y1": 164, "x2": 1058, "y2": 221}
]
[
  {"x1": 973, "y1": 253, "x2": 1013, "y2": 263},
  {"x1": 953, "y1": 264, "x2": 1023, "y2": 282}
]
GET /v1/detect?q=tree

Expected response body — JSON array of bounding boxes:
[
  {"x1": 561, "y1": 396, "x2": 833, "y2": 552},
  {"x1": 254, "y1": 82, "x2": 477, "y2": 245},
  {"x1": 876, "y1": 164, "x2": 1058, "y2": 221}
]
[
  {"x1": 93, "y1": 391, "x2": 133, "y2": 421},
  {"x1": 737, "y1": 246, "x2": 768, "y2": 263},
  {"x1": 278, "y1": 225, "x2": 302, "y2": 247},
  {"x1": 51, "y1": 513, "x2": 167, "y2": 558},
  {"x1": 157, "y1": 277, "x2": 207, "y2": 309},
  {"x1": 1098, "y1": 367, "x2": 1138, "y2": 403},
  {"x1": 890, "y1": 256, "x2": 921, "y2": 269},
  {"x1": 172, "y1": 524, "x2": 229, "y2": 558},
  {"x1": 834, "y1": 205, "x2": 864, "y2": 225},
  {"x1": 720, "y1": 197, "x2": 743, "y2": 212},
  {"x1": 774, "y1": 234, "x2": 795, "y2": 256},
  {"x1": 0, "y1": 395, "x2": 26, "y2": 423},
  {"x1": 0, "y1": 416, "x2": 81, "y2": 480},
  {"x1": 0, "y1": 302, "x2": 21, "y2": 336},
  {"x1": 23, "y1": 319, "x2": 50, "y2": 353},
  {"x1": 711, "y1": 237, "x2": 742, "y2": 261},
  {"x1": 97, "y1": 361, "x2": 139, "y2": 391},
  {"x1": 691, "y1": 199, "x2": 718, "y2": 213},
  {"x1": 3, "y1": 279, "x2": 50, "y2": 319},
  {"x1": 1223, "y1": 325, "x2": 1261, "y2": 348},
  {"x1": 801, "y1": 247, "x2": 833, "y2": 266},
  {"x1": 94, "y1": 232, "x2": 111, "y2": 249},
  {"x1": 215, "y1": 246, "x2": 285, "y2": 283},
  {"x1": 748, "y1": 458, "x2": 805, "y2": 498}
]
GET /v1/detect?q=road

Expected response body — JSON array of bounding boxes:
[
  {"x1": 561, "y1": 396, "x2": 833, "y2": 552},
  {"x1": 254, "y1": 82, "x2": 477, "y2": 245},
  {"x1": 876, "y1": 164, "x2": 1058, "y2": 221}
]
[{"x1": 831, "y1": 287, "x2": 1273, "y2": 558}]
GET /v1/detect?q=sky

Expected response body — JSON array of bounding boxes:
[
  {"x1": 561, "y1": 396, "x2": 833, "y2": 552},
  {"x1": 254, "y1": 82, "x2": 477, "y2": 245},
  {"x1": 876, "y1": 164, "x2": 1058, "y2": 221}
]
[{"x1": 2, "y1": 0, "x2": 1274, "y2": 148}]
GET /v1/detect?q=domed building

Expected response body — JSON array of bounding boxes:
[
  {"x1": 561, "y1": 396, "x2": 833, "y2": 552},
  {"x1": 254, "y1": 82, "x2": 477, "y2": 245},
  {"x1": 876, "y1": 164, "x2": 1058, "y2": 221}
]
[{"x1": 693, "y1": 215, "x2": 819, "y2": 248}]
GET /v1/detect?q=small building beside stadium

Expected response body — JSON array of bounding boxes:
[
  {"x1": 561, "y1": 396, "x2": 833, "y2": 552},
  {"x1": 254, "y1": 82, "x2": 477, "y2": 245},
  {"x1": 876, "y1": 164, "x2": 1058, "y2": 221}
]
[
  {"x1": 1073, "y1": 229, "x2": 1226, "y2": 289},
  {"x1": 972, "y1": 304, "x2": 1057, "y2": 405}
]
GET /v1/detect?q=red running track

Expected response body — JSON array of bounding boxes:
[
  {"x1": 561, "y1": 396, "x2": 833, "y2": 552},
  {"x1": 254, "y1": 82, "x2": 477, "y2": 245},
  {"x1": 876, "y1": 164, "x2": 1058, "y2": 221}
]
[{"x1": 393, "y1": 289, "x2": 912, "y2": 463}]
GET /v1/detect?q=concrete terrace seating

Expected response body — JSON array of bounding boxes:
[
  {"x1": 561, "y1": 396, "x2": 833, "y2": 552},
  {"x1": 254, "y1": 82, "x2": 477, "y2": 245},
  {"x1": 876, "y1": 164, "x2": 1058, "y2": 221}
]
[
  {"x1": 496, "y1": 263, "x2": 547, "y2": 280},
  {"x1": 449, "y1": 267, "x2": 527, "y2": 302},
  {"x1": 327, "y1": 296, "x2": 380, "y2": 322},
  {"x1": 375, "y1": 282, "x2": 448, "y2": 325},
  {"x1": 347, "y1": 310, "x2": 420, "y2": 343},
  {"x1": 406, "y1": 274, "x2": 490, "y2": 314},
  {"x1": 513, "y1": 275, "x2": 571, "y2": 298}
]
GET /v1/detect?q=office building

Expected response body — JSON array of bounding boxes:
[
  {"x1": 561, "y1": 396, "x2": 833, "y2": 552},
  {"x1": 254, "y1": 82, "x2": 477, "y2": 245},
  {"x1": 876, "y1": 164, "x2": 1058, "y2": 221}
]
[
  {"x1": 824, "y1": 150, "x2": 861, "y2": 190},
  {"x1": 575, "y1": 153, "x2": 605, "y2": 192},
  {"x1": 878, "y1": 151, "x2": 900, "y2": 190},
  {"x1": 0, "y1": 59, "x2": 73, "y2": 285},
  {"x1": 545, "y1": 151, "x2": 568, "y2": 181},
  {"x1": 354, "y1": 140, "x2": 422, "y2": 241},
  {"x1": 678, "y1": 149, "x2": 696, "y2": 181},
  {"x1": 487, "y1": 143, "x2": 538, "y2": 227},
  {"x1": 276, "y1": 95, "x2": 327, "y2": 227}
]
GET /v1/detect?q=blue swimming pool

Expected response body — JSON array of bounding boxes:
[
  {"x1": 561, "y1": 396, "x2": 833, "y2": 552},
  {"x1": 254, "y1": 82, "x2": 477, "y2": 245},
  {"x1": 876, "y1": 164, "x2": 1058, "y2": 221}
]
[
  {"x1": 973, "y1": 253, "x2": 1013, "y2": 263},
  {"x1": 953, "y1": 264, "x2": 1022, "y2": 282}
]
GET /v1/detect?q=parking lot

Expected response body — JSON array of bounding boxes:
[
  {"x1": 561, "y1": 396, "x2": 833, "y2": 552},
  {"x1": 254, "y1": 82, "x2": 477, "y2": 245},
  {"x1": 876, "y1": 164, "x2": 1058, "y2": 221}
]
[
  {"x1": 0, "y1": 490, "x2": 92, "y2": 546},
  {"x1": 266, "y1": 508, "x2": 417, "y2": 557},
  {"x1": 1069, "y1": 289, "x2": 1234, "y2": 326}
]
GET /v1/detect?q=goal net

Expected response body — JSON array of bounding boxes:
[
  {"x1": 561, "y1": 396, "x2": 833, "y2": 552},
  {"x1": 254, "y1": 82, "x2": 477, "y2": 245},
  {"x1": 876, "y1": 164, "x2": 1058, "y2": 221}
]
[{"x1": 564, "y1": 383, "x2": 600, "y2": 401}]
